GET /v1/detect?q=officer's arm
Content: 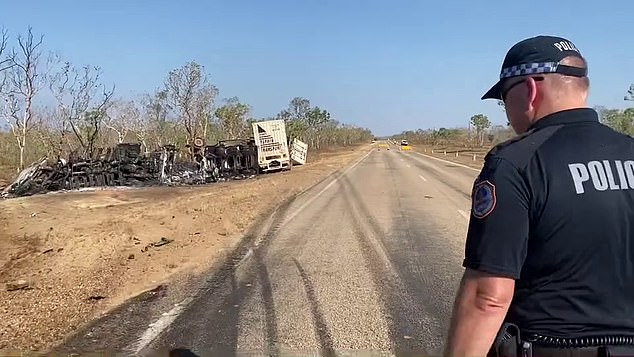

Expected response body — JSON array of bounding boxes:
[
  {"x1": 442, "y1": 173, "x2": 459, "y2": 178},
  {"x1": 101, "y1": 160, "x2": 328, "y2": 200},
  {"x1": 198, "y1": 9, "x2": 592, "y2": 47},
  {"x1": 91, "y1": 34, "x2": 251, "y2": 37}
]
[
  {"x1": 444, "y1": 157, "x2": 530, "y2": 357},
  {"x1": 444, "y1": 269, "x2": 515, "y2": 357}
]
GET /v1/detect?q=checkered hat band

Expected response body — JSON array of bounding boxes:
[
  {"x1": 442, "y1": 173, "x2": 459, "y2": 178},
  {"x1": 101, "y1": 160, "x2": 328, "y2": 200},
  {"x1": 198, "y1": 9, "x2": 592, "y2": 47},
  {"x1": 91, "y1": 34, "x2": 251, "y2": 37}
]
[{"x1": 500, "y1": 62, "x2": 558, "y2": 79}]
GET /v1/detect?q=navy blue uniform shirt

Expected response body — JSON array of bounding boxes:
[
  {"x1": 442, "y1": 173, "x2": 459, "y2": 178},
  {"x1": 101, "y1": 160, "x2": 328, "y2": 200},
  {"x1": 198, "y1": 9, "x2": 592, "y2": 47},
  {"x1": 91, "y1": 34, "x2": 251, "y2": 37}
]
[{"x1": 463, "y1": 107, "x2": 634, "y2": 338}]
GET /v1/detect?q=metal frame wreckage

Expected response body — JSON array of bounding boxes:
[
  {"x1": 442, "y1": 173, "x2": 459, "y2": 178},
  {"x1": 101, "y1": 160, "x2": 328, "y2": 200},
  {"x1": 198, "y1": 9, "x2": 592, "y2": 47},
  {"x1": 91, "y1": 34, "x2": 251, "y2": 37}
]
[{"x1": 1, "y1": 119, "x2": 309, "y2": 199}]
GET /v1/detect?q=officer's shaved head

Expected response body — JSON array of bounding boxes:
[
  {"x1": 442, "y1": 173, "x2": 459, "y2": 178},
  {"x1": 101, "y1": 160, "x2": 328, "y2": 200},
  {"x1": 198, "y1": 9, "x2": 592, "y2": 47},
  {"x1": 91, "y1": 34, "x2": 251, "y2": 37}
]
[
  {"x1": 548, "y1": 56, "x2": 590, "y2": 93},
  {"x1": 540, "y1": 55, "x2": 590, "y2": 111}
]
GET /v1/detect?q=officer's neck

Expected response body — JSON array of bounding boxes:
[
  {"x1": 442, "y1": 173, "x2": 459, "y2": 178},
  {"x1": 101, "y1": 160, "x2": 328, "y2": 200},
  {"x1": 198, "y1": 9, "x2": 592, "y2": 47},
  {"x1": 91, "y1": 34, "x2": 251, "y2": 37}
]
[{"x1": 531, "y1": 97, "x2": 588, "y2": 125}]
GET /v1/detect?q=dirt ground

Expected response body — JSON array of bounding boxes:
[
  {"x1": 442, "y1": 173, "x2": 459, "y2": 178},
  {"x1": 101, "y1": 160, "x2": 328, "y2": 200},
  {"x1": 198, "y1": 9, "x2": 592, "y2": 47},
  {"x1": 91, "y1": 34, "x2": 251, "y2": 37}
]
[{"x1": 0, "y1": 145, "x2": 370, "y2": 352}]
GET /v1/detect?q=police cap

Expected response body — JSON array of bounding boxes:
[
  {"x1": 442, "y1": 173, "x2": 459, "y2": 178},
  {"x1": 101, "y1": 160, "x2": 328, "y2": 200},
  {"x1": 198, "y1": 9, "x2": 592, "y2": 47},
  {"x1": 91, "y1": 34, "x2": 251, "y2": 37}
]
[{"x1": 481, "y1": 35, "x2": 588, "y2": 100}]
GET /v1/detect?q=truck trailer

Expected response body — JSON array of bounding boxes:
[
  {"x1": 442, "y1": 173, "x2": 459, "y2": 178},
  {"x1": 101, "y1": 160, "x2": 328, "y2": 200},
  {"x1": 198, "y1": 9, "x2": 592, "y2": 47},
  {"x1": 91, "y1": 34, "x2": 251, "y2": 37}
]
[{"x1": 252, "y1": 119, "x2": 291, "y2": 172}]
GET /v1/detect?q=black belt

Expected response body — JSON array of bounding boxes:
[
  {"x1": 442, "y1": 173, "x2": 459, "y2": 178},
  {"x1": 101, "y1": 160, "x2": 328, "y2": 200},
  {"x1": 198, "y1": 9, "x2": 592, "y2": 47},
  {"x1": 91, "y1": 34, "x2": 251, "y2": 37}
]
[
  {"x1": 527, "y1": 334, "x2": 634, "y2": 357},
  {"x1": 530, "y1": 345, "x2": 634, "y2": 357},
  {"x1": 490, "y1": 323, "x2": 634, "y2": 357},
  {"x1": 527, "y1": 333, "x2": 634, "y2": 348}
]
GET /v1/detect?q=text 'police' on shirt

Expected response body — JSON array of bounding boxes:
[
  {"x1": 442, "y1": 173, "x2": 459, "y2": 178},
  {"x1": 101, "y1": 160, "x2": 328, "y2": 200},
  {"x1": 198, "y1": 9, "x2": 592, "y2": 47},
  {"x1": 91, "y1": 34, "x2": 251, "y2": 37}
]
[{"x1": 568, "y1": 160, "x2": 634, "y2": 194}]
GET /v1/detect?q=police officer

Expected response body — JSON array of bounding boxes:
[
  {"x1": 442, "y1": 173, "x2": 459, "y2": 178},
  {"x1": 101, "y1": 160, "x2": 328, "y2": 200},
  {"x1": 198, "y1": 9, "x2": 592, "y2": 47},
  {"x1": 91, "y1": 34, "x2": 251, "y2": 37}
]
[{"x1": 443, "y1": 35, "x2": 634, "y2": 357}]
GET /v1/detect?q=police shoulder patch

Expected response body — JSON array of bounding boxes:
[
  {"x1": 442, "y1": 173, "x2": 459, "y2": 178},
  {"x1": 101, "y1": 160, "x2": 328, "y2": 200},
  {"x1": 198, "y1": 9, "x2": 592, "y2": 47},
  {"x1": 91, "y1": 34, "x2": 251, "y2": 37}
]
[{"x1": 472, "y1": 180, "x2": 496, "y2": 219}]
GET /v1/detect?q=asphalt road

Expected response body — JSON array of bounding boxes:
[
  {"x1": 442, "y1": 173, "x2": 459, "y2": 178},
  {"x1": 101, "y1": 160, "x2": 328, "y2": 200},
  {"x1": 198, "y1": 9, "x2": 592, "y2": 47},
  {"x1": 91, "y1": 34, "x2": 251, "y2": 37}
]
[{"x1": 132, "y1": 146, "x2": 481, "y2": 357}]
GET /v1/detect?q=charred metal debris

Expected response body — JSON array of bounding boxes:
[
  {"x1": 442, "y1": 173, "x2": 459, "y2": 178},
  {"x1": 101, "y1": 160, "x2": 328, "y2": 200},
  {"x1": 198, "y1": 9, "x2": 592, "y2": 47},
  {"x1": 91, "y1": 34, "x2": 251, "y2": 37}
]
[{"x1": 1, "y1": 138, "x2": 261, "y2": 198}]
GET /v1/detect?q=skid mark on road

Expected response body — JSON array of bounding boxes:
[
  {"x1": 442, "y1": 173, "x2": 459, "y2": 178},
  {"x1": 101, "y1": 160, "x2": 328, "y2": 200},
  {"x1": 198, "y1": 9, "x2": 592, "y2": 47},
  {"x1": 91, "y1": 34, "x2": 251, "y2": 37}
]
[
  {"x1": 292, "y1": 259, "x2": 337, "y2": 357},
  {"x1": 133, "y1": 187, "x2": 302, "y2": 355},
  {"x1": 235, "y1": 183, "x2": 352, "y2": 355},
  {"x1": 340, "y1": 171, "x2": 441, "y2": 355},
  {"x1": 385, "y1": 157, "x2": 465, "y2": 353},
  {"x1": 256, "y1": 249, "x2": 281, "y2": 357}
]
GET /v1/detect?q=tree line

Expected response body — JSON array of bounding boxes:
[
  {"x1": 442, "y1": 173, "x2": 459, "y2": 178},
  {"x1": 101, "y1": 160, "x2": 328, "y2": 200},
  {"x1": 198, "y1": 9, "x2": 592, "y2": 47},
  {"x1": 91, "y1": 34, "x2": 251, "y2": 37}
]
[
  {"x1": 594, "y1": 85, "x2": 634, "y2": 135},
  {"x1": 0, "y1": 27, "x2": 373, "y2": 172},
  {"x1": 390, "y1": 124, "x2": 514, "y2": 148},
  {"x1": 391, "y1": 85, "x2": 634, "y2": 148},
  {"x1": 390, "y1": 113, "x2": 511, "y2": 148}
]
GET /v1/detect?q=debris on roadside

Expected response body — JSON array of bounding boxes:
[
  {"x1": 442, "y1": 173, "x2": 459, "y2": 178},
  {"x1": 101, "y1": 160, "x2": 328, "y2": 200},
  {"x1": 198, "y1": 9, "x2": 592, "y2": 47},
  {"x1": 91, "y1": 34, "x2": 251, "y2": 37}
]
[
  {"x1": 136, "y1": 284, "x2": 168, "y2": 303},
  {"x1": 6, "y1": 280, "x2": 30, "y2": 291},
  {"x1": 141, "y1": 237, "x2": 173, "y2": 253},
  {"x1": 151, "y1": 237, "x2": 173, "y2": 247}
]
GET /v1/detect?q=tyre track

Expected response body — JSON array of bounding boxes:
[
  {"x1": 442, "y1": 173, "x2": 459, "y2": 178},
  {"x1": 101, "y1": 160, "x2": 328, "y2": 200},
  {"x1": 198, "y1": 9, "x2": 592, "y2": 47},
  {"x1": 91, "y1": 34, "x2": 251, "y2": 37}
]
[
  {"x1": 338, "y1": 169, "x2": 442, "y2": 355},
  {"x1": 136, "y1": 195, "x2": 297, "y2": 356},
  {"x1": 384, "y1": 153, "x2": 463, "y2": 351},
  {"x1": 139, "y1": 170, "x2": 352, "y2": 356},
  {"x1": 292, "y1": 258, "x2": 337, "y2": 357}
]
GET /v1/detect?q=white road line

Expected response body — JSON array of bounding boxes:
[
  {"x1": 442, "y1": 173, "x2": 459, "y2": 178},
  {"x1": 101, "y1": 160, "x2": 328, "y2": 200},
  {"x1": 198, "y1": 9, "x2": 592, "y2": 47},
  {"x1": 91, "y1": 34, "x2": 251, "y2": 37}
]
[
  {"x1": 413, "y1": 152, "x2": 481, "y2": 172},
  {"x1": 130, "y1": 297, "x2": 194, "y2": 353},
  {"x1": 457, "y1": 209, "x2": 470, "y2": 221},
  {"x1": 128, "y1": 149, "x2": 374, "y2": 355},
  {"x1": 419, "y1": 175, "x2": 427, "y2": 182}
]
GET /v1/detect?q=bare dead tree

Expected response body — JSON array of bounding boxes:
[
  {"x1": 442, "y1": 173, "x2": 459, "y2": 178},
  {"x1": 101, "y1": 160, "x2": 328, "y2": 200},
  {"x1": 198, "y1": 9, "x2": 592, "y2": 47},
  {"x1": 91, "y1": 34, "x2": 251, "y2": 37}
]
[
  {"x1": 130, "y1": 113, "x2": 150, "y2": 152},
  {"x1": 0, "y1": 27, "x2": 57, "y2": 170},
  {"x1": 0, "y1": 27, "x2": 14, "y2": 72},
  {"x1": 49, "y1": 62, "x2": 115, "y2": 158},
  {"x1": 125, "y1": 96, "x2": 153, "y2": 152},
  {"x1": 164, "y1": 61, "x2": 218, "y2": 153},
  {"x1": 141, "y1": 89, "x2": 173, "y2": 150},
  {"x1": 104, "y1": 98, "x2": 140, "y2": 144}
]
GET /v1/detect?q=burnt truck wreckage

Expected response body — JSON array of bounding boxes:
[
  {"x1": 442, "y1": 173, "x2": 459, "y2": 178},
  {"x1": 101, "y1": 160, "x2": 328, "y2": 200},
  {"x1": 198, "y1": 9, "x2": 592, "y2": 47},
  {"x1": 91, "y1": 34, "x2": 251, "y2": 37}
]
[
  {"x1": 2, "y1": 119, "x2": 308, "y2": 199},
  {"x1": 2, "y1": 138, "x2": 267, "y2": 199}
]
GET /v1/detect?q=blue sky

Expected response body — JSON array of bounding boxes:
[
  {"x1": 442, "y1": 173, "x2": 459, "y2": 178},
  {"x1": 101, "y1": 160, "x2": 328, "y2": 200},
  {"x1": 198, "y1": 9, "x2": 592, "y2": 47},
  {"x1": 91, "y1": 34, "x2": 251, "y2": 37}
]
[{"x1": 0, "y1": 0, "x2": 632, "y2": 136}]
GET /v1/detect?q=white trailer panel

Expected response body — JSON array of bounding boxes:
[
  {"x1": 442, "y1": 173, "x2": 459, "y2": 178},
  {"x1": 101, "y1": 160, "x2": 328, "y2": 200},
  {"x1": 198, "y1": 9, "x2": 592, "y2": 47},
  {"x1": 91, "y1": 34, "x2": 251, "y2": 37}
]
[
  {"x1": 252, "y1": 119, "x2": 291, "y2": 172},
  {"x1": 290, "y1": 138, "x2": 308, "y2": 165}
]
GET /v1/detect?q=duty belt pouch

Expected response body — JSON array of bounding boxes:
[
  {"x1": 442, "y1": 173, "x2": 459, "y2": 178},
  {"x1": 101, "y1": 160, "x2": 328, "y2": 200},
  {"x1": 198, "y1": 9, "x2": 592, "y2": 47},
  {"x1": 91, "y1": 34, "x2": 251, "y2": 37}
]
[
  {"x1": 489, "y1": 322, "x2": 523, "y2": 357},
  {"x1": 600, "y1": 345, "x2": 634, "y2": 357}
]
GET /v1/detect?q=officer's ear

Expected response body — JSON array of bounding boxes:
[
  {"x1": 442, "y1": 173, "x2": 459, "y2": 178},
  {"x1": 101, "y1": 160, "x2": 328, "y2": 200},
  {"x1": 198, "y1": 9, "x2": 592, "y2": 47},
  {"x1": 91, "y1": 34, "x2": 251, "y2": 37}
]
[{"x1": 525, "y1": 76, "x2": 544, "y2": 109}]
